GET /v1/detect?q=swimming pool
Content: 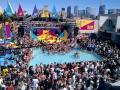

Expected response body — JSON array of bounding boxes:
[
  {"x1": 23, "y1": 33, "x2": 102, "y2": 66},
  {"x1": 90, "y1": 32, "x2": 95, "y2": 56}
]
[
  {"x1": 0, "y1": 53, "x2": 15, "y2": 66},
  {"x1": 29, "y1": 48, "x2": 102, "y2": 66}
]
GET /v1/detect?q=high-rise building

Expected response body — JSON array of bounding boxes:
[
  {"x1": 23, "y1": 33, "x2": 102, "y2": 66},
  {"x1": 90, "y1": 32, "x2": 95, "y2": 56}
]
[
  {"x1": 67, "y1": 6, "x2": 71, "y2": 18},
  {"x1": 108, "y1": 9, "x2": 120, "y2": 15},
  {"x1": 99, "y1": 5, "x2": 106, "y2": 15},
  {"x1": 78, "y1": 10, "x2": 86, "y2": 18},
  {"x1": 78, "y1": 10, "x2": 81, "y2": 17},
  {"x1": 60, "y1": 8, "x2": 66, "y2": 19},
  {"x1": 86, "y1": 7, "x2": 96, "y2": 18},
  {"x1": 117, "y1": 9, "x2": 120, "y2": 14},
  {"x1": 108, "y1": 9, "x2": 117, "y2": 14},
  {"x1": 74, "y1": 6, "x2": 79, "y2": 17}
]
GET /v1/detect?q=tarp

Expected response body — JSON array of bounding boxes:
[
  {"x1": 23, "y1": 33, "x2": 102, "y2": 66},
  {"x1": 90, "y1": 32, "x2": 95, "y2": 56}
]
[
  {"x1": 32, "y1": 5, "x2": 38, "y2": 16},
  {"x1": 5, "y1": 1, "x2": 13, "y2": 16},
  {"x1": 5, "y1": 22, "x2": 11, "y2": 39},
  {"x1": 17, "y1": 4, "x2": 24, "y2": 17}
]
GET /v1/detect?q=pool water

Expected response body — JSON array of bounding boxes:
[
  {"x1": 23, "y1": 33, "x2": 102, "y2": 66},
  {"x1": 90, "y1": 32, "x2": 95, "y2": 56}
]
[
  {"x1": 29, "y1": 48, "x2": 102, "y2": 66},
  {"x1": 0, "y1": 53, "x2": 15, "y2": 66}
]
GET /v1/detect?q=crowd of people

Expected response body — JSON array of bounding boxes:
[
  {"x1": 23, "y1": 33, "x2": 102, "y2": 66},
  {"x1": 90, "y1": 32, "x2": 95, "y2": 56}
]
[
  {"x1": 0, "y1": 29, "x2": 120, "y2": 90},
  {"x1": 41, "y1": 38, "x2": 75, "y2": 54}
]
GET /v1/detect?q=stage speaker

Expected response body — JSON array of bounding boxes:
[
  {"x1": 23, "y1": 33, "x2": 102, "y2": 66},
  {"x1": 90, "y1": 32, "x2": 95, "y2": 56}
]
[
  {"x1": 74, "y1": 27, "x2": 79, "y2": 37},
  {"x1": 18, "y1": 26, "x2": 24, "y2": 37},
  {"x1": 0, "y1": 17, "x2": 2, "y2": 21}
]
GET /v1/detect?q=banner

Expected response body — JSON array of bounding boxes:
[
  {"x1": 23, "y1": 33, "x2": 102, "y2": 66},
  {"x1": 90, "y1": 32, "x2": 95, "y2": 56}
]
[
  {"x1": 5, "y1": 22, "x2": 11, "y2": 39},
  {"x1": 76, "y1": 19, "x2": 94, "y2": 30},
  {"x1": 0, "y1": 23, "x2": 3, "y2": 39}
]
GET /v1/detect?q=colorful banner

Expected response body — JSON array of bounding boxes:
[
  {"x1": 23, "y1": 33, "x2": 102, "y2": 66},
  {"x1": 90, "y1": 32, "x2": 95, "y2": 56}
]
[
  {"x1": 5, "y1": 22, "x2": 11, "y2": 39},
  {"x1": 31, "y1": 28, "x2": 66, "y2": 44},
  {"x1": 76, "y1": 19, "x2": 94, "y2": 30}
]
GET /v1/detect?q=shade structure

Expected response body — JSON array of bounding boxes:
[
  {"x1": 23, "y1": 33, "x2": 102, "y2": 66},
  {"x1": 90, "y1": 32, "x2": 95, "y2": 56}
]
[
  {"x1": 5, "y1": 1, "x2": 13, "y2": 16},
  {"x1": 17, "y1": 4, "x2": 24, "y2": 17}
]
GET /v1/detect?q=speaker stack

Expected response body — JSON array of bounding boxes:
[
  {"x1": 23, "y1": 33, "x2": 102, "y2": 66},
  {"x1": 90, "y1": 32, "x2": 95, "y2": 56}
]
[
  {"x1": 18, "y1": 26, "x2": 24, "y2": 37},
  {"x1": 74, "y1": 27, "x2": 79, "y2": 37}
]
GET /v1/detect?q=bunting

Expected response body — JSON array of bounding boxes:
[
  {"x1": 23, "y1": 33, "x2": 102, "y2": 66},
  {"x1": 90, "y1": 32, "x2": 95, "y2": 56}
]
[{"x1": 17, "y1": 4, "x2": 24, "y2": 17}]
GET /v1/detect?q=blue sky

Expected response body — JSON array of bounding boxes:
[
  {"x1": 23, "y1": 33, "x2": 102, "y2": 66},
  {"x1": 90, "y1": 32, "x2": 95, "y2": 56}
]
[{"x1": 0, "y1": 0, "x2": 120, "y2": 14}]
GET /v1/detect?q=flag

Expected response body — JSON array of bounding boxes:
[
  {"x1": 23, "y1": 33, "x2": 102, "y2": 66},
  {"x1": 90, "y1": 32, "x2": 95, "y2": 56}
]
[
  {"x1": 58, "y1": 32, "x2": 64, "y2": 38},
  {"x1": 62, "y1": 30, "x2": 68, "y2": 41},
  {"x1": 0, "y1": 23, "x2": 3, "y2": 39},
  {"x1": 32, "y1": 5, "x2": 38, "y2": 16},
  {"x1": 59, "y1": 30, "x2": 68, "y2": 41},
  {"x1": 31, "y1": 30, "x2": 37, "y2": 40},
  {"x1": 17, "y1": 4, "x2": 24, "y2": 17},
  {"x1": 0, "y1": 7, "x2": 3, "y2": 16},
  {"x1": 52, "y1": 6, "x2": 58, "y2": 19},
  {"x1": 5, "y1": 1, "x2": 13, "y2": 16},
  {"x1": 5, "y1": 22, "x2": 11, "y2": 39}
]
